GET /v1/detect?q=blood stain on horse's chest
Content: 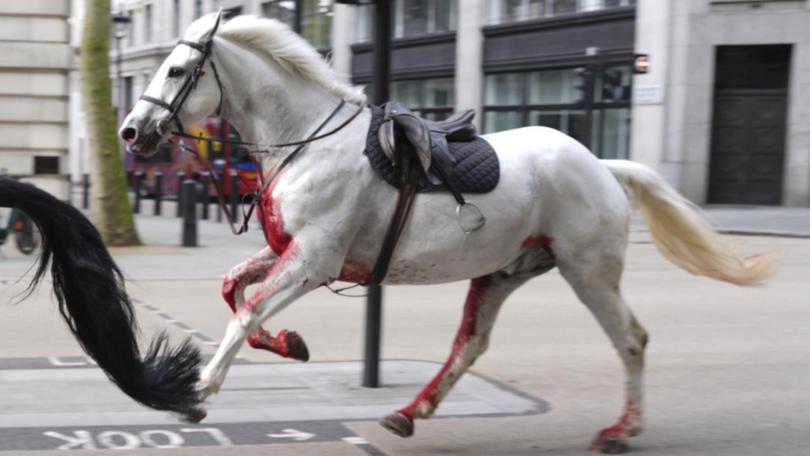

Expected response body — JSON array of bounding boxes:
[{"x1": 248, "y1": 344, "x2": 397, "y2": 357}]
[
  {"x1": 338, "y1": 260, "x2": 370, "y2": 283},
  {"x1": 261, "y1": 184, "x2": 292, "y2": 256}
]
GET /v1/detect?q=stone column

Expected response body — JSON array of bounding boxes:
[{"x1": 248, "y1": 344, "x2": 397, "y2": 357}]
[{"x1": 454, "y1": 0, "x2": 485, "y2": 128}]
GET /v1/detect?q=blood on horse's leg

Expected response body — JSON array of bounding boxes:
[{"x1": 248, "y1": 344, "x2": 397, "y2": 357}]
[
  {"x1": 380, "y1": 274, "x2": 525, "y2": 437},
  {"x1": 222, "y1": 248, "x2": 309, "y2": 361},
  {"x1": 200, "y1": 243, "x2": 326, "y2": 401},
  {"x1": 559, "y1": 261, "x2": 646, "y2": 455}
]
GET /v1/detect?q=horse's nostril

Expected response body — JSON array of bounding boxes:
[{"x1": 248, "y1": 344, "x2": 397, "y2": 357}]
[{"x1": 121, "y1": 127, "x2": 137, "y2": 142}]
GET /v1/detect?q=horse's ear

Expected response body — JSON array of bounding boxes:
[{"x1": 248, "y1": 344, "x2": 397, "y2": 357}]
[{"x1": 202, "y1": 9, "x2": 223, "y2": 43}]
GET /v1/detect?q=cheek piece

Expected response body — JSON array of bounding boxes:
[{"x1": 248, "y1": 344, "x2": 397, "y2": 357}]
[{"x1": 138, "y1": 38, "x2": 224, "y2": 139}]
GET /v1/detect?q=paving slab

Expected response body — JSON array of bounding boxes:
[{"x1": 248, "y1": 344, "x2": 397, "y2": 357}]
[{"x1": 0, "y1": 359, "x2": 547, "y2": 451}]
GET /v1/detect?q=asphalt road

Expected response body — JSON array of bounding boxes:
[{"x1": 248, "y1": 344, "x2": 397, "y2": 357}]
[{"x1": 0, "y1": 221, "x2": 808, "y2": 455}]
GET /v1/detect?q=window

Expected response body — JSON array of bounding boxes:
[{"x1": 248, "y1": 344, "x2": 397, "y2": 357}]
[
  {"x1": 144, "y1": 4, "x2": 153, "y2": 43},
  {"x1": 301, "y1": 0, "x2": 333, "y2": 49},
  {"x1": 488, "y1": 0, "x2": 635, "y2": 24},
  {"x1": 354, "y1": 4, "x2": 373, "y2": 43},
  {"x1": 173, "y1": 0, "x2": 181, "y2": 38},
  {"x1": 395, "y1": 0, "x2": 457, "y2": 38},
  {"x1": 262, "y1": 1, "x2": 297, "y2": 28},
  {"x1": 126, "y1": 10, "x2": 134, "y2": 46},
  {"x1": 391, "y1": 77, "x2": 455, "y2": 120},
  {"x1": 483, "y1": 66, "x2": 632, "y2": 158},
  {"x1": 223, "y1": 6, "x2": 243, "y2": 20},
  {"x1": 34, "y1": 156, "x2": 60, "y2": 175},
  {"x1": 194, "y1": 0, "x2": 203, "y2": 18},
  {"x1": 124, "y1": 76, "x2": 134, "y2": 113}
]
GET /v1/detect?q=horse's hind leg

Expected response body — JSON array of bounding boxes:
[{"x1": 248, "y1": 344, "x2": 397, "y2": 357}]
[
  {"x1": 222, "y1": 247, "x2": 309, "y2": 361},
  {"x1": 558, "y1": 256, "x2": 648, "y2": 454},
  {"x1": 380, "y1": 271, "x2": 530, "y2": 437}
]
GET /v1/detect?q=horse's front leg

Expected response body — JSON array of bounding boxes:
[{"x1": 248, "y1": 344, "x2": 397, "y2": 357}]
[
  {"x1": 222, "y1": 247, "x2": 309, "y2": 361},
  {"x1": 198, "y1": 241, "x2": 337, "y2": 405}
]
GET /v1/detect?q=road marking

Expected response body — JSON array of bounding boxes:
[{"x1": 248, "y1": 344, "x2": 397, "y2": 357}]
[{"x1": 267, "y1": 428, "x2": 315, "y2": 442}]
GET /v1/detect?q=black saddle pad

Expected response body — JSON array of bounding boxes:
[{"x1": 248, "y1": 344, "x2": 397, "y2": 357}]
[{"x1": 363, "y1": 104, "x2": 500, "y2": 194}]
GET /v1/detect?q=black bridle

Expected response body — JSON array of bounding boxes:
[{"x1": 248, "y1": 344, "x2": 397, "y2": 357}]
[
  {"x1": 138, "y1": 35, "x2": 366, "y2": 238},
  {"x1": 140, "y1": 39, "x2": 224, "y2": 136}
]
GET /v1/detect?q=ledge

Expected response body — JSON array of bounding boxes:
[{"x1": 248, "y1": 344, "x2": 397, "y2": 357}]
[{"x1": 482, "y1": 6, "x2": 635, "y2": 38}]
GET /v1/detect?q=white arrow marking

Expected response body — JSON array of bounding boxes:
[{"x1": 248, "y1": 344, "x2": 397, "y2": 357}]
[
  {"x1": 267, "y1": 429, "x2": 315, "y2": 442},
  {"x1": 342, "y1": 436, "x2": 369, "y2": 445}
]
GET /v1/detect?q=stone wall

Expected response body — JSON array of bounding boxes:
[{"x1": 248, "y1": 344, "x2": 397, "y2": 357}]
[{"x1": 0, "y1": 1, "x2": 71, "y2": 196}]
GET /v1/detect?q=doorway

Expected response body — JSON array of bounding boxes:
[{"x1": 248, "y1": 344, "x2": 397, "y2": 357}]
[{"x1": 708, "y1": 45, "x2": 790, "y2": 205}]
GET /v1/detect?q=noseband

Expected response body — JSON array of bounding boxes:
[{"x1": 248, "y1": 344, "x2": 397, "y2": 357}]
[{"x1": 139, "y1": 39, "x2": 224, "y2": 135}]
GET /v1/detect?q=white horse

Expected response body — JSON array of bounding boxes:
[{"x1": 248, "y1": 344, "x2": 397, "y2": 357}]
[{"x1": 119, "y1": 13, "x2": 777, "y2": 453}]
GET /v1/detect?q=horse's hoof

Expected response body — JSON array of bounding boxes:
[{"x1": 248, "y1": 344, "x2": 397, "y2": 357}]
[
  {"x1": 283, "y1": 330, "x2": 310, "y2": 362},
  {"x1": 589, "y1": 435, "x2": 629, "y2": 454},
  {"x1": 379, "y1": 412, "x2": 414, "y2": 438},
  {"x1": 181, "y1": 406, "x2": 208, "y2": 423}
]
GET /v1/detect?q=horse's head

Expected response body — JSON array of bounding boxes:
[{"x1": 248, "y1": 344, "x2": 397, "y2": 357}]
[{"x1": 119, "y1": 11, "x2": 224, "y2": 156}]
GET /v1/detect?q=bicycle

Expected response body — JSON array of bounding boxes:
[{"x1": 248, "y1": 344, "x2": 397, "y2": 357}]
[{"x1": 0, "y1": 207, "x2": 39, "y2": 255}]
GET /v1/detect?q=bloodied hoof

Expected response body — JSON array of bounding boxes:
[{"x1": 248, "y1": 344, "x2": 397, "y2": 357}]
[
  {"x1": 589, "y1": 435, "x2": 629, "y2": 454},
  {"x1": 379, "y1": 412, "x2": 414, "y2": 437},
  {"x1": 181, "y1": 406, "x2": 208, "y2": 424},
  {"x1": 283, "y1": 330, "x2": 310, "y2": 362}
]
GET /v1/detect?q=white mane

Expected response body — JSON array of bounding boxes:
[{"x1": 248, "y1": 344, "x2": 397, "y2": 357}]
[{"x1": 202, "y1": 15, "x2": 366, "y2": 105}]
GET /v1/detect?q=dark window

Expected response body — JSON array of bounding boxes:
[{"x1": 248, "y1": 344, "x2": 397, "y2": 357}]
[
  {"x1": 396, "y1": 0, "x2": 456, "y2": 38},
  {"x1": 194, "y1": 0, "x2": 203, "y2": 18},
  {"x1": 223, "y1": 7, "x2": 243, "y2": 20},
  {"x1": 34, "y1": 156, "x2": 60, "y2": 175},
  {"x1": 262, "y1": 0, "x2": 297, "y2": 28},
  {"x1": 391, "y1": 77, "x2": 455, "y2": 120},
  {"x1": 715, "y1": 45, "x2": 792, "y2": 90},
  {"x1": 301, "y1": 0, "x2": 333, "y2": 48},
  {"x1": 483, "y1": 64, "x2": 632, "y2": 159}
]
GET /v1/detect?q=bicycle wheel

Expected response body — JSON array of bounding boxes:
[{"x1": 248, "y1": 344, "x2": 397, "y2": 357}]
[{"x1": 13, "y1": 213, "x2": 38, "y2": 255}]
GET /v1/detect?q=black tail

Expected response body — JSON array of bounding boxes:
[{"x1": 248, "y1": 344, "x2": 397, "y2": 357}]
[{"x1": 0, "y1": 178, "x2": 201, "y2": 415}]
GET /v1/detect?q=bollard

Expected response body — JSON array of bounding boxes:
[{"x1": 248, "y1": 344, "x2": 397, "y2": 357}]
[
  {"x1": 216, "y1": 170, "x2": 224, "y2": 223},
  {"x1": 176, "y1": 171, "x2": 185, "y2": 217},
  {"x1": 133, "y1": 171, "x2": 144, "y2": 214},
  {"x1": 200, "y1": 172, "x2": 210, "y2": 220},
  {"x1": 181, "y1": 179, "x2": 198, "y2": 247},
  {"x1": 228, "y1": 169, "x2": 240, "y2": 224},
  {"x1": 82, "y1": 174, "x2": 90, "y2": 209},
  {"x1": 154, "y1": 172, "x2": 163, "y2": 216}
]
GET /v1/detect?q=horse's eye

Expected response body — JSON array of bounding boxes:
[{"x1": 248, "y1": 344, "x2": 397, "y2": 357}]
[{"x1": 168, "y1": 67, "x2": 185, "y2": 78}]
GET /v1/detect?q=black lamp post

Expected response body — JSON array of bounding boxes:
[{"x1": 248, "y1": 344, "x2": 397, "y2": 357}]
[
  {"x1": 335, "y1": 0, "x2": 391, "y2": 388},
  {"x1": 112, "y1": 12, "x2": 132, "y2": 126}
]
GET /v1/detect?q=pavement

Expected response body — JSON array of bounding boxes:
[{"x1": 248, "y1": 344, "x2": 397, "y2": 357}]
[{"x1": 0, "y1": 203, "x2": 808, "y2": 455}]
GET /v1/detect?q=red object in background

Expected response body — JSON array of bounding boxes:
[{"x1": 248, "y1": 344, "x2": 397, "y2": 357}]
[{"x1": 125, "y1": 117, "x2": 259, "y2": 198}]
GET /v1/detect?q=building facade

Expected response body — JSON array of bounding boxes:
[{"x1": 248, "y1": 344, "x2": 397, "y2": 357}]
[
  {"x1": 0, "y1": 1, "x2": 72, "y2": 196},
  {"x1": 98, "y1": 0, "x2": 810, "y2": 206},
  {"x1": 633, "y1": 0, "x2": 810, "y2": 206}
]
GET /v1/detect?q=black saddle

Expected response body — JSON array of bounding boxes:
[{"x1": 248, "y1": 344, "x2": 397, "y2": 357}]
[
  {"x1": 361, "y1": 103, "x2": 500, "y2": 286},
  {"x1": 365, "y1": 103, "x2": 499, "y2": 194}
]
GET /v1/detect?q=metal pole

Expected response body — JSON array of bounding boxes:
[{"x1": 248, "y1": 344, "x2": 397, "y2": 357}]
[
  {"x1": 82, "y1": 173, "x2": 90, "y2": 209},
  {"x1": 200, "y1": 172, "x2": 210, "y2": 220},
  {"x1": 176, "y1": 171, "x2": 185, "y2": 217},
  {"x1": 181, "y1": 180, "x2": 198, "y2": 247},
  {"x1": 133, "y1": 171, "x2": 143, "y2": 214},
  {"x1": 363, "y1": 0, "x2": 392, "y2": 389},
  {"x1": 154, "y1": 172, "x2": 163, "y2": 216}
]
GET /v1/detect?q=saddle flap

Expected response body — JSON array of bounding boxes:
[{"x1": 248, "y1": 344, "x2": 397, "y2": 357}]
[
  {"x1": 426, "y1": 110, "x2": 477, "y2": 141},
  {"x1": 378, "y1": 102, "x2": 432, "y2": 173},
  {"x1": 379, "y1": 119, "x2": 397, "y2": 163}
]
